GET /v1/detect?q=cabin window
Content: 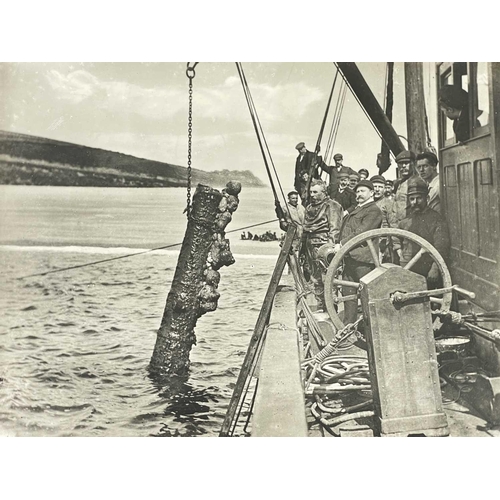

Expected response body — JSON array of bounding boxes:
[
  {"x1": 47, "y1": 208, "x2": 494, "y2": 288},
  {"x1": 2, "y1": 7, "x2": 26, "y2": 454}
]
[
  {"x1": 439, "y1": 62, "x2": 490, "y2": 146},
  {"x1": 470, "y1": 62, "x2": 490, "y2": 135},
  {"x1": 440, "y1": 66, "x2": 456, "y2": 145}
]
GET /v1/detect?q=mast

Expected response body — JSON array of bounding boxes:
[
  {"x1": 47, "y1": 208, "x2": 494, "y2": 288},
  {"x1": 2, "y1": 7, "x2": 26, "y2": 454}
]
[
  {"x1": 404, "y1": 63, "x2": 427, "y2": 154},
  {"x1": 336, "y1": 62, "x2": 405, "y2": 158}
]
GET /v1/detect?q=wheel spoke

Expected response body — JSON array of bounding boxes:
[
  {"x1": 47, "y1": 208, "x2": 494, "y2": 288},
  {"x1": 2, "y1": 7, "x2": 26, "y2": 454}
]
[
  {"x1": 333, "y1": 278, "x2": 360, "y2": 289},
  {"x1": 366, "y1": 238, "x2": 380, "y2": 267},
  {"x1": 403, "y1": 247, "x2": 427, "y2": 271}
]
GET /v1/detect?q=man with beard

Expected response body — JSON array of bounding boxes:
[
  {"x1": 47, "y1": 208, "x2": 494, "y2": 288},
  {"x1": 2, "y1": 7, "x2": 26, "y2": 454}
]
[
  {"x1": 331, "y1": 171, "x2": 356, "y2": 214},
  {"x1": 416, "y1": 151, "x2": 440, "y2": 213},
  {"x1": 331, "y1": 179, "x2": 383, "y2": 325},
  {"x1": 393, "y1": 176, "x2": 450, "y2": 286},
  {"x1": 388, "y1": 150, "x2": 416, "y2": 229},
  {"x1": 302, "y1": 179, "x2": 342, "y2": 311}
]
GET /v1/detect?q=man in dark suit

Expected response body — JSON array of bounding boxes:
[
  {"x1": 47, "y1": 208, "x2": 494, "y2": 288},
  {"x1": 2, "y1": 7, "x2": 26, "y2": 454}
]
[
  {"x1": 332, "y1": 179, "x2": 383, "y2": 325},
  {"x1": 294, "y1": 142, "x2": 316, "y2": 203},
  {"x1": 319, "y1": 153, "x2": 356, "y2": 198},
  {"x1": 331, "y1": 171, "x2": 356, "y2": 214}
]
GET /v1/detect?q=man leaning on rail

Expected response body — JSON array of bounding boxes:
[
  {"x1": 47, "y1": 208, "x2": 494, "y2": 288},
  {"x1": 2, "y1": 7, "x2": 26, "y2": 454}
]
[{"x1": 302, "y1": 179, "x2": 342, "y2": 311}]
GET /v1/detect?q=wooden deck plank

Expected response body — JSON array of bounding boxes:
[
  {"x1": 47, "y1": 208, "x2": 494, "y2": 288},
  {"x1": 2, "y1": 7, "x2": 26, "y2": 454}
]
[{"x1": 252, "y1": 276, "x2": 308, "y2": 437}]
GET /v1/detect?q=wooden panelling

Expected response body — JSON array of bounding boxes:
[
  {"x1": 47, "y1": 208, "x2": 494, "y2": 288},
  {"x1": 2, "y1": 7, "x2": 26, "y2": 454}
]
[
  {"x1": 476, "y1": 159, "x2": 498, "y2": 262},
  {"x1": 444, "y1": 165, "x2": 461, "y2": 251},
  {"x1": 457, "y1": 162, "x2": 478, "y2": 255}
]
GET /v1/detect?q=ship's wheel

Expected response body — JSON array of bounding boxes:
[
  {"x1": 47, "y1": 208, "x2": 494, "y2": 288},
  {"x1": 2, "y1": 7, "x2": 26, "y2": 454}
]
[{"x1": 323, "y1": 228, "x2": 453, "y2": 331}]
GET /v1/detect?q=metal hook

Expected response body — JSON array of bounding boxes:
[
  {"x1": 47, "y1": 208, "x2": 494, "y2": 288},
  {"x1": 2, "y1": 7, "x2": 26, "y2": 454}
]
[{"x1": 186, "y1": 62, "x2": 198, "y2": 79}]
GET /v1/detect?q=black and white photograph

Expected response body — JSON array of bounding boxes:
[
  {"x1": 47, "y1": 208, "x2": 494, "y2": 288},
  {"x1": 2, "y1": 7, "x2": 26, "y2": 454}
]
[
  {"x1": 0, "y1": 5, "x2": 498, "y2": 498},
  {"x1": 2, "y1": 60, "x2": 498, "y2": 440}
]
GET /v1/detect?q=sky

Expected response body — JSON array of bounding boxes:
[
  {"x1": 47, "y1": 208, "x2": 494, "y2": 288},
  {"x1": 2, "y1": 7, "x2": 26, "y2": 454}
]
[{"x1": 0, "y1": 62, "x2": 440, "y2": 188}]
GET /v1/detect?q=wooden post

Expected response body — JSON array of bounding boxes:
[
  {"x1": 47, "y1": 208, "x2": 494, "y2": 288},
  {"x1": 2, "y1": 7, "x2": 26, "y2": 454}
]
[
  {"x1": 378, "y1": 62, "x2": 394, "y2": 175},
  {"x1": 404, "y1": 62, "x2": 427, "y2": 154},
  {"x1": 149, "y1": 181, "x2": 241, "y2": 377}
]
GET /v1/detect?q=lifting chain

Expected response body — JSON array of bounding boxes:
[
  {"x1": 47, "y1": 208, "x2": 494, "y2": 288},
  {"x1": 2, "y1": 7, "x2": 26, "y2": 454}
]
[{"x1": 185, "y1": 62, "x2": 198, "y2": 217}]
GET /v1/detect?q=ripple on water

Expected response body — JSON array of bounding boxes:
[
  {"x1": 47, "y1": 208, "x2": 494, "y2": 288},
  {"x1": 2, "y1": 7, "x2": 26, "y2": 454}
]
[{"x1": 0, "y1": 226, "x2": 273, "y2": 436}]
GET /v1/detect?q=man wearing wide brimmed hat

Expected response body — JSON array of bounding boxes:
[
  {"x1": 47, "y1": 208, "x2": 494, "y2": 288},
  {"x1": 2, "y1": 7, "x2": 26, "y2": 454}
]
[
  {"x1": 318, "y1": 152, "x2": 356, "y2": 198},
  {"x1": 333, "y1": 179, "x2": 383, "y2": 325},
  {"x1": 393, "y1": 176, "x2": 450, "y2": 285},
  {"x1": 294, "y1": 142, "x2": 317, "y2": 203}
]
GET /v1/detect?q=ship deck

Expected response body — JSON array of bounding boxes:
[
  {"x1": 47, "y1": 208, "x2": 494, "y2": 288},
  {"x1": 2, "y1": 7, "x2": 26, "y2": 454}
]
[{"x1": 251, "y1": 274, "x2": 500, "y2": 437}]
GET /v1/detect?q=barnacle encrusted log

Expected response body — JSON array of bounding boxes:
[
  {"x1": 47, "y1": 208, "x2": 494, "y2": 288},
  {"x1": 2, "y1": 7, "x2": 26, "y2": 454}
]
[{"x1": 149, "y1": 181, "x2": 241, "y2": 377}]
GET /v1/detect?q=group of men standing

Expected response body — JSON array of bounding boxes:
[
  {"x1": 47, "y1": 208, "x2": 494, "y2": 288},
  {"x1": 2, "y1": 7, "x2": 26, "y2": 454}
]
[{"x1": 284, "y1": 142, "x2": 449, "y2": 321}]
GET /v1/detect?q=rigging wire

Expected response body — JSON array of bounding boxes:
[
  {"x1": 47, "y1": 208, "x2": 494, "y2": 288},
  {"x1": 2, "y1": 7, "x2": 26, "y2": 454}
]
[
  {"x1": 324, "y1": 80, "x2": 344, "y2": 165},
  {"x1": 315, "y1": 68, "x2": 339, "y2": 155},
  {"x1": 331, "y1": 83, "x2": 348, "y2": 155},
  {"x1": 304, "y1": 67, "x2": 339, "y2": 191},
  {"x1": 333, "y1": 62, "x2": 397, "y2": 162},
  {"x1": 235, "y1": 63, "x2": 290, "y2": 222},
  {"x1": 16, "y1": 218, "x2": 279, "y2": 280}
]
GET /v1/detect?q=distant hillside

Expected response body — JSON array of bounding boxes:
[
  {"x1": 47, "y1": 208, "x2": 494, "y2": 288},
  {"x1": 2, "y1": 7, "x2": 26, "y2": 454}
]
[{"x1": 0, "y1": 130, "x2": 265, "y2": 189}]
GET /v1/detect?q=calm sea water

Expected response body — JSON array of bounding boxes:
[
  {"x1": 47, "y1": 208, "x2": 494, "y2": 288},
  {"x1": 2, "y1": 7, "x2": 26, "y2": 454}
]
[{"x1": 0, "y1": 185, "x2": 282, "y2": 436}]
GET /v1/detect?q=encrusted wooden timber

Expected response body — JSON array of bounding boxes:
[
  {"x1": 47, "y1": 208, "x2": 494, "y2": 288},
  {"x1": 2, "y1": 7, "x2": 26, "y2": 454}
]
[{"x1": 149, "y1": 181, "x2": 241, "y2": 377}]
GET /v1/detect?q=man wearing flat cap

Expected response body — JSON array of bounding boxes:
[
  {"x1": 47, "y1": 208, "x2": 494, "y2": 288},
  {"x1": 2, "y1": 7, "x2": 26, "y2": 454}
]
[
  {"x1": 372, "y1": 174, "x2": 392, "y2": 261},
  {"x1": 393, "y1": 176, "x2": 450, "y2": 286},
  {"x1": 294, "y1": 142, "x2": 317, "y2": 203},
  {"x1": 384, "y1": 179, "x2": 394, "y2": 200},
  {"x1": 332, "y1": 179, "x2": 383, "y2": 325},
  {"x1": 388, "y1": 150, "x2": 416, "y2": 230},
  {"x1": 371, "y1": 174, "x2": 392, "y2": 227},
  {"x1": 348, "y1": 173, "x2": 360, "y2": 191},
  {"x1": 319, "y1": 152, "x2": 356, "y2": 198},
  {"x1": 331, "y1": 171, "x2": 356, "y2": 214},
  {"x1": 358, "y1": 168, "x2": 369, "y2": 181}
]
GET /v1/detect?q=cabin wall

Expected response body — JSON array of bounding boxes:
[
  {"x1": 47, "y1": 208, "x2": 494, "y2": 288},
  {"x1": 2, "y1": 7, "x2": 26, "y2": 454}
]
[{"x1": 435, "y1": 62, "x2": 500, "y2": 312}]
